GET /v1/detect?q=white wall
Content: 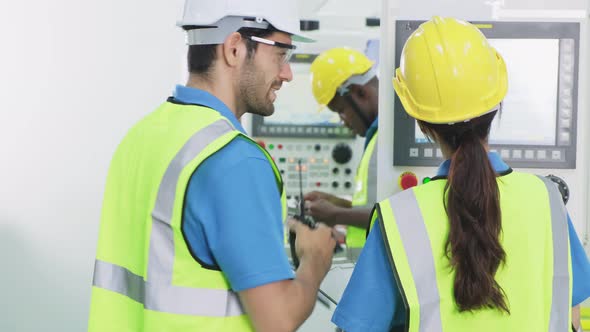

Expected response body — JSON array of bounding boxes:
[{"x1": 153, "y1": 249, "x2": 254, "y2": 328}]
[{"x1": 0, "y1": 0, "x2": 184, "y2": 330}]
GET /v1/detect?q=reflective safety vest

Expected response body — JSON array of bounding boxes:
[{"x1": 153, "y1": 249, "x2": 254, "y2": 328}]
[
  {"x1": 373, "y1": 172, "x2": 572, "y2": 332},
  {"x1": 348, "y1": 131, "x2": 378, "y2": 248},
  {"x1": 88, "y1": 101, "x2": 286, "y2": 332}
]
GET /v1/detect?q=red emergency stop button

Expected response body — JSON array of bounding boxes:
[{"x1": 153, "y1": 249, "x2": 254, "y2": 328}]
[
  {"x1": 257, "y1": 140, "x2": 266, "y2": 149},
  {"x1": 398, "y1": 172, "x2": 418, "y2": 190}
]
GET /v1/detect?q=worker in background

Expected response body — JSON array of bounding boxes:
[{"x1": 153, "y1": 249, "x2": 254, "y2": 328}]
[
  {"x1": 333, "y1": 17, "x2": 590, "y2": 332},
  {"x1": 88, "y1": 1, "x2": 336, "y2": 331},
  {"x1": 304, "y1": 48, "x2": 379, "y2": 258}
]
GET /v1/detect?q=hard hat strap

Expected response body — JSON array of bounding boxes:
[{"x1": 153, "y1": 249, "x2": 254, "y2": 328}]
[
  {"x1": 336, "y1": 66, "x2": 377, "y2": 96},
  {"x1": 446, "y1": 103, "x2": 502, "y2": 125},
  {"x1": 345, "y1": 94, "x2": 373, "y2": 132}
]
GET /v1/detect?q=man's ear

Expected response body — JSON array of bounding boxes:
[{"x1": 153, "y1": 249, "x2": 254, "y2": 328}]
[
  {"x1": 222, "y1": 32, "x2": 244, "y2": 67},
  {"x1": 350, "y1": 84, "x2": 369, "y2": 103},
  {"x1": 357, "y1": 86, "x2": 366, "y2": 98}
]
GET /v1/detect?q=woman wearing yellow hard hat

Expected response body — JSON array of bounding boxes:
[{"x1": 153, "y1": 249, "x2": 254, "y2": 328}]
[{"x1": 333, "y1": 16, "x2": 590, "y2": 332}]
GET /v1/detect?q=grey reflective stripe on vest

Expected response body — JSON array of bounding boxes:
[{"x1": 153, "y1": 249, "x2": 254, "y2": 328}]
[
  {"x1": 538, "y1": 176, "x2": 570, "y2": 332},
  {"x1": 93, "y1": 260, "x2": 244, "y2": 316},
  {"x1": 365, "y1": 138, "x2": 378, "y2": 208},
  {"x1": 148, "y1": 118, "x2": 234, "y2": 282},
  {"x1": 388, "y1": 178, "x2": 570, "y2": 332},
  {"x1": 388, "y1": 189, "x2": 443, "y2": 331},
  {"x1": 94, "y1": 118, "x2": 244, "y2": 317}
]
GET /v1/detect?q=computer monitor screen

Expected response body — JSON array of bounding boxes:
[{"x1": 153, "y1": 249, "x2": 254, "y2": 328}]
[
  {"x1": 396, "y1": 20, "x2": 579, "y2": 169},
  {"x1": 265, "y1": 63, "x2": 341, "y2": 126},
  {"x1": 415, "y1": 38, "x2": 559, "y2": 146}
]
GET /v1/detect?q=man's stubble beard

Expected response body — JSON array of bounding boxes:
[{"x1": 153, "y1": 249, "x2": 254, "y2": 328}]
[{"x1": 239, "y1": 62, "x2": 275, "y2": 117}]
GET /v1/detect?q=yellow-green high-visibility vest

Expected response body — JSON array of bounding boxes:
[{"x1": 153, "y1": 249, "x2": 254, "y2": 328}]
[
  {"x1": 88, "y1": 101, "x2": 287, "y2": 332},
  {"x1": 373, "y1": 171, "x2": 572, "y2": 332},
  {"x1": 348, "y1": 131, "x2": 378, "y2": 248}
]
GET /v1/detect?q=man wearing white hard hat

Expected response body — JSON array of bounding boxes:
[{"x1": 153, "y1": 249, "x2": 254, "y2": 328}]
[{"x1": 88, "y1": 1, "x2": 336, "y2": 331}]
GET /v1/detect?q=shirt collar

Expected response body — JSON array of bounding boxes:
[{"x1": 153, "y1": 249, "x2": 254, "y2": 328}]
[
  {"x1": 172, "y1": 85, "x2": 246, "y2": 134},
  {"x1": 436, "y1": 151, "x2": 510, "y2": 177}
]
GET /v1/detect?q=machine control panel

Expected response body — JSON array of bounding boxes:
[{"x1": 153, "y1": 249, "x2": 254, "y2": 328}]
[{"x1": 256, "y1": 138, "x2": 363, "y2": 199}]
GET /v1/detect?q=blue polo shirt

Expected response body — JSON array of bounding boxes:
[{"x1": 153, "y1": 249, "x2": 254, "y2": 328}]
[
  {"x1": 175, "y1": 85, "x2": 294, "y2": 292},
  {"x1": 333, "y1": 152, "x2": 590, "y2": 331}
]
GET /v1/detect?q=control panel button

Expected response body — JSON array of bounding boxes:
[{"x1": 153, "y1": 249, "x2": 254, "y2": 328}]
[
  {"x1": 332, "y1": 143, "x2": 353, "y2": 164},
  {"x1": 559, "y1": 132, "x2": 571, "y2": 145},
  {"x1": 398, "y1": 172, "x2": 418, "y2": 190},
  {"x1": 512, "y1": 150, "x2": 522, "y2": 159},
  {"x1": 332, "y1": 168, "x2": 339, "y2": 175},
  {"x1": 314, "y1": 144, "x2": 322, "y2": 152},
  {"x1": 344, "y1": 181, "x2": 352, "y2": 189},
  {"x1": 256, "y1": 140, "x2": 266, "y2": 149},
  {"x1": 559, "y1": 118, "x2": 571, "y2": 129},
  {"x1": 332, "y1": 181, "x2": 339, "y2": 188},
  {"x1": 409, "y1": 148, "x2": 419, "y2": 157},
  {"x1": 345, "y1": 168, "x2": 352, "y2": 175}
]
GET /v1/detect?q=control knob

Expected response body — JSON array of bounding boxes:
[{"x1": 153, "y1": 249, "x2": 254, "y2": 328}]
[{"x1": 332, "y1": 143, "x2": 352, "y2": 164}]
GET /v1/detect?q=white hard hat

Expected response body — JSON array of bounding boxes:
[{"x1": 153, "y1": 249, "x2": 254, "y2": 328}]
[{"x1": 178, "y1": 0, "x2": 314, "y2": 45}]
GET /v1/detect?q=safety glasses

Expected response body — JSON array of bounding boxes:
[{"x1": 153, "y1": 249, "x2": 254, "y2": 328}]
[{"x1": 243, "y1": 35, "x2": 296, "y2": 64}]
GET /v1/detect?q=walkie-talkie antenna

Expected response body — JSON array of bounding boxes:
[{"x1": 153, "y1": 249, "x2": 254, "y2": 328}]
[
  {"x1": 298, "y1": 159, "x2": 305, "y2": 219},
  {"x1": 290, "y1": 159, "x2": 337, "y2": 307}
]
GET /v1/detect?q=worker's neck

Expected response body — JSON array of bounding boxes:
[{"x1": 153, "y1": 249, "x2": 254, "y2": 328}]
[{"x1": 186, "y1": 72, "x2": 243, "y2": 119}]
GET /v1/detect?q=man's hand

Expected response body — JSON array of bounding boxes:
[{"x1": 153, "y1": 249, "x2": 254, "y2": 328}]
[
  {"x1": 303, "y1": 199, "x2": 341, "y2": 227},
  {"x1": 304, "y1": 191, "x2": 352, "y2": 208},
  {"x1": 238, "y1": 219, "x2": 336, "y2": 332},
  {"x1": 287, "y1": 218, "x2": 335, "y2": 274}
]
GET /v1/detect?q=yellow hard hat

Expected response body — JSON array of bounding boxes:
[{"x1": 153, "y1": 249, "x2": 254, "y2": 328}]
[
  {"x1": 310, "y1": 48, "x2": 375, "y2": 106},
  {"x1": 393, "y1": 16, "x2": 508, "y2": 124}
]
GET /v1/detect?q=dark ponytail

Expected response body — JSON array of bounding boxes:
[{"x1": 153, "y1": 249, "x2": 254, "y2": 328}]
[{"x1": 418, "y1": 111, "x2": 509, "y2": 313}]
